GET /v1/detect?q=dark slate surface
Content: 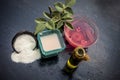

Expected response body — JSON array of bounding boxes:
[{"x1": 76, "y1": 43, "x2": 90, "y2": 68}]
[{"x1": 0, "y1": 0, "x2": 120, "y2": 80}]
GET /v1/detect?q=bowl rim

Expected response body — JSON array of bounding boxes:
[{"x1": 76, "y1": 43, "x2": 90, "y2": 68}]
[
  {"x1": 64, "y1": 16, "x2": 99, "y2": 48},
  {"x1": 12, "y1": 31, "x2": 37, "y2": 53},
  {"x1": 37, "y1": 30, "x2": 66, "y2": 58}
]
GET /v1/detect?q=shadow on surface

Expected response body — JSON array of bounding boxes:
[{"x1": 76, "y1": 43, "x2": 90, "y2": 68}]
[
  {"x1": 61, "y1": 71, "x2": 74, "y2": 80},
  {"x1": 38, "y1": 56, "x2": 59, "y2": 67}
]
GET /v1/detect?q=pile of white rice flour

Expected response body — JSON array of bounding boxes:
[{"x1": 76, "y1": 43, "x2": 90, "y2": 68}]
[{"x1": 11, "y1": 34, "x2": 41, "y2": 64}]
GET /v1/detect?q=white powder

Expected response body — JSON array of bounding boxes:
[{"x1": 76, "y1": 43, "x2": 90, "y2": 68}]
[
  {"x1": 40, "y1": 33, "x2": 62, "y2": 51},
  {"x1": 11, "y1": 34, "x2": 41, "y2": 64},
  {"x1": 11, "y1": 49, "x2": 41, "y2": 63},
  {"x1": 14, "y1": 34, "x2": 36, "y2": 52}
]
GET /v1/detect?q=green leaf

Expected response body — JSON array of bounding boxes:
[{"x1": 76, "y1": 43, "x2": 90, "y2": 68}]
[
  {"x1": 34, "y1": 23, "x2": 46, "y2": 35},
  {"x1": 65, "y1": 0, "x2": 76, "y2": 7},
  {"x1": 48, "y1": 6, "x2": 55, "y2": 15},
  {"x1": 57, "y1": 20, "x2": 64, "y2": 29},
  {"x1": 62, "y1": 13, "x2": 72, "y2": 21},
  {"x1": 54, "y1": 2, "x2": 65, "y2": 12},
  {"x1": 48, "y1": 6, "x2": 55, "y2": 13},
  {"x1": 62, "y1": 13, "x2": 71, "y2": 18},
  {"x1": 62, "y1": 17, "x2": 73, "y2": 21},
  {"x1": 64, "y1": 7, "x2": 73, "y2": 15},
  {"x1": 35, "y1": 18, "x2": 46, "y2": 23},
  {"x1": 45, "y1": 20, "x2": 55, "y2": 30},
  {"x1": 52, "y1": 11, "x2": 60, "y2": 16},
  {"x1": 51, "y1": 16, "x2": 60, "y2": 22},
  {"x1": 51, "y1": 11, "x2": 61, "y2": 22},
  {"x1": 43, "y1": 12, "x2": 51, "y2": 19},
  {"x1": 65, "y1": 22, "x2": 74, "y2": 29}
]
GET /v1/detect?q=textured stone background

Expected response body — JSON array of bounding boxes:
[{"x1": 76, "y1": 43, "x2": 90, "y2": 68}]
[{"x1": 0, "y1": 0, "x2": 120, "y2": 80}]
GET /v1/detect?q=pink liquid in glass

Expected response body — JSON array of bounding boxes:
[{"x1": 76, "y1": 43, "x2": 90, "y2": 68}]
[{"x1": 64, "y1": 17, "x2": 98, "y2": 48}]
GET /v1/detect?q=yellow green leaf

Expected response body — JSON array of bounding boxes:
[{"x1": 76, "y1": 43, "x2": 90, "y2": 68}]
[
  {"x1": 43, "y1": 12, "x2": 51, "y2": 19},
  {"x1": 64, "y1": 7, "x2": 73, "y2": 15},
  {"x1": 57, "y1": 20, "x2": 64, "y2": 29},
  {"x1": 54, "y1": 2, "x2": 65, "y2": 12},
  {"x1": 45, "y1": 21, "x2": 55, "y2": 30},
  {"x1": 65, "y1": 0, "x2": 76, "y2": 7},
  {"x1": 65, "y1": 22, "x2": 74, "y2": 30},
  {"x1": 35, "y1": 18, "x2": 46, "y2": 23},
  {"x1": 34, "y1": 23, "x2": 46, "y2": 35}
]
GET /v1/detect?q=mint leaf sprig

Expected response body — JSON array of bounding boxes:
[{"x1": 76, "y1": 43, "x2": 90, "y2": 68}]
[{"x1": 34, "y1": 0, "x2": 76, "y2": 35}]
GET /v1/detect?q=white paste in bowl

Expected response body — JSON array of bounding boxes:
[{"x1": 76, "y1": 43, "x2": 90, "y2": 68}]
[
  {"x1": 11, "y1": 33, "x2": 41, "y2": 64},
  {"x1": 14, "y1": 34, "x2": 36, "y2": 52}
]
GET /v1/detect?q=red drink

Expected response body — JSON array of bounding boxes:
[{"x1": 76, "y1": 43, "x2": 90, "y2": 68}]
[{"x1": 64, "y1": 17, "x2": 98, "y2": 48}]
